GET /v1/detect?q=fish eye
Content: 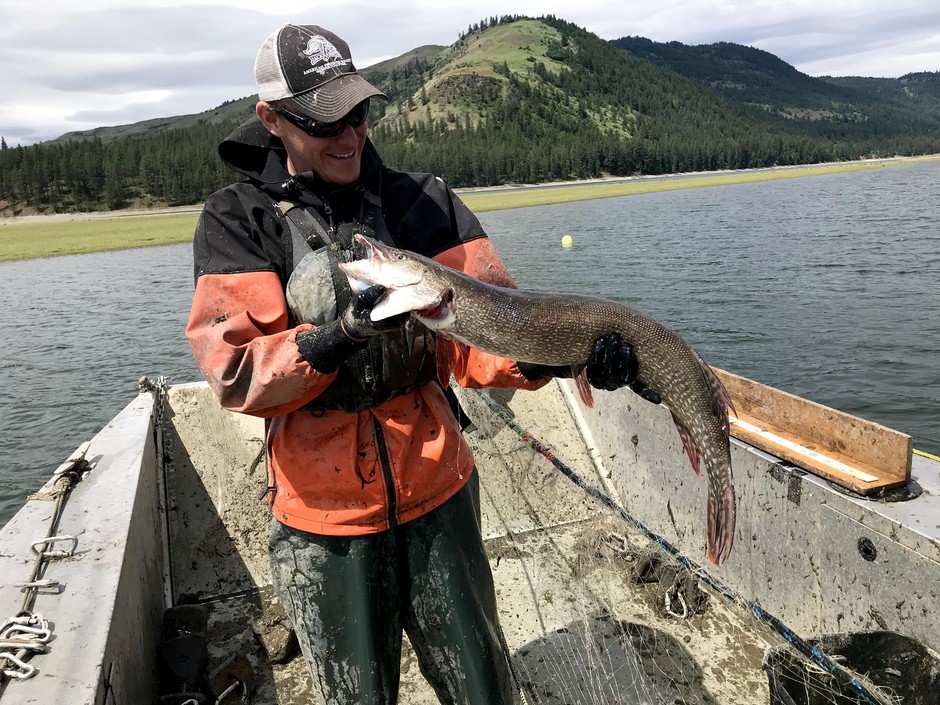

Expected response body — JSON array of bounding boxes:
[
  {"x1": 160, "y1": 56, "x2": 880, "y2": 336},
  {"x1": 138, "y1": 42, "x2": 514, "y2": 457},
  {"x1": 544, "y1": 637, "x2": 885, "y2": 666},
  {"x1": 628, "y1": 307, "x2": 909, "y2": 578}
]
[{"x1": 397, "y1": 254, "x2": 406, "y2": 260}]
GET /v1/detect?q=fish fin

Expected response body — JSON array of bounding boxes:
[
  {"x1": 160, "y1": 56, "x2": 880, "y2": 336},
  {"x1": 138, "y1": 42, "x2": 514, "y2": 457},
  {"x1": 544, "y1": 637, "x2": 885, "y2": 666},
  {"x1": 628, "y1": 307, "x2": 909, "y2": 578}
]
[
  {"x1": 454, "y1": 341, "x2": 470, "y2": 381},
  {"x1": 435, "y1": 338, "x2": 455, "y2": 388},
  {"x1": 698, "y1": 356, "x2": 736, "y2": 433},
  {"x1": 671, "y1": 411, "x2": 701, "y2": 476},
  {"x1": 706, "y1": 466, "x2": 737, "y2": 566},
  {"x1": 574, "y1": 366, "x2": 594, "y2": 408},
  {"x1": 436, "y1": 338, "x2": 470, "y2": 387}
]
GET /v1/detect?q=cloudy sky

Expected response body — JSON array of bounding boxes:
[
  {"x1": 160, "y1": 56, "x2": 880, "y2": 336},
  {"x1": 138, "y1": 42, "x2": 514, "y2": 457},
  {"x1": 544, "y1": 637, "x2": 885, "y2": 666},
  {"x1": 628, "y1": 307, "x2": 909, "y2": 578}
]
[{"x1": 2, "y1": 0, "x2": 939, "y2": 146}]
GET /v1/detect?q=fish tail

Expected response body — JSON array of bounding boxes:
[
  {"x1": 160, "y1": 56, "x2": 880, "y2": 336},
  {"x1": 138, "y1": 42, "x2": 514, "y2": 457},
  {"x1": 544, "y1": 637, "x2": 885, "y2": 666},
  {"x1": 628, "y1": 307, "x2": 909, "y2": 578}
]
[{"x1": 706, "y1": 466, "x2": 736, "y2": 565}]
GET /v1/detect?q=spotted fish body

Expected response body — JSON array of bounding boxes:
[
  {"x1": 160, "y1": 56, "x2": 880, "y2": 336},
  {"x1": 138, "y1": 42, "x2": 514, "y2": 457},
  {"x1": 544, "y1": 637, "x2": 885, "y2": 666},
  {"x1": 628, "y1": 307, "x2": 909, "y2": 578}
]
[{"x1": 339, "y1": 235, "x2": 736, "y2": 565}]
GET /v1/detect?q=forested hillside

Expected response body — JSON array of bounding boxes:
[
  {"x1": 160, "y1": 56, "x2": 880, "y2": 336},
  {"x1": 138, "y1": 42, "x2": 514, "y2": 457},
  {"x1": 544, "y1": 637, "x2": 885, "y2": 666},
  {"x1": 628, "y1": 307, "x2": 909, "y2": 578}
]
[
  {"x1": 611, "y1": 36, "x2": 940, "y2": 139},
  {"x1": 0, "y1": 124, "x2": 235, "y2": 213},
  {"x1": 2, "y1": 15, "x2": 939, "y2": 216}
]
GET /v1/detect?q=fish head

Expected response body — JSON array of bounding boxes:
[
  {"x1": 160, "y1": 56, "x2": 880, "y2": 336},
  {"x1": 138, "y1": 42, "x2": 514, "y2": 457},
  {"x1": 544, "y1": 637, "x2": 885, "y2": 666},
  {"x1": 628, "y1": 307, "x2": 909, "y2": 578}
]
[{"x1": 338, "y1": 234, "x2": 454, "y2": 324}]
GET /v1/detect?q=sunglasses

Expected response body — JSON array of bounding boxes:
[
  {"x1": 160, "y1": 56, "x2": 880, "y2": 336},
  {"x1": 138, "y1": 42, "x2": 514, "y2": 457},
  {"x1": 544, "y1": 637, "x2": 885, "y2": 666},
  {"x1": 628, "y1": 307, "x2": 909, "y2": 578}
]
[{"x1": 276, "y1": 100, "x2": 371, "y2": 139}]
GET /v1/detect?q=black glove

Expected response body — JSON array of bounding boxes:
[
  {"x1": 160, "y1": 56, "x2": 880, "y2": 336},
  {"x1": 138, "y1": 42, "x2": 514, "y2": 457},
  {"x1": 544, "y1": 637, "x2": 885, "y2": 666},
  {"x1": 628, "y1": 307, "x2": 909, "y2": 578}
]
[
  {"x1": 518, "y1": 333, "x2": 661, "y2": 404},
  {"x1": 340, "y1": 285, "x2": 409, "y2": 340},
  {"x1": 587, "y1": 333, "x2": 661, "y2": 403},
  {"x1": 297, "y1": 285, "x2": 407, "y2": 373}
]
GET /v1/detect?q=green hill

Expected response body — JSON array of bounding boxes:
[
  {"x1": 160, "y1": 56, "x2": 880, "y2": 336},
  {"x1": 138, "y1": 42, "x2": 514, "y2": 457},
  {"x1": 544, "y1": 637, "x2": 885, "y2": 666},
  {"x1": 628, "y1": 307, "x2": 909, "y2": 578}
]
[
  {"x1": 367, "y1": 16, "x2": 891, "y2": 182},
  {"x1": 820, "y1": 71, "x2": 940, "y2": 128}
]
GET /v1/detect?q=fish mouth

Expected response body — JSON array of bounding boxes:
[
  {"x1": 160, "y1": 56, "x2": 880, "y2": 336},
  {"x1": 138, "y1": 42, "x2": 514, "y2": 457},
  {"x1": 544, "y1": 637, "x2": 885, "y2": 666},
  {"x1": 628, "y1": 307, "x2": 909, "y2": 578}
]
[
  {"x1": 415, "y1": 297, "x2": 447, "y2": 320},
  {"x1": 349, "y1": 233, "x2": 452, "y2": 323},
  {"x1": 355, "y1": 233, "x2": 375, "y2": 254},
  {"x1": 354, "y1": 233, "x2": 391, "y2": 263},
  {"x1": 414, "y1": 289, "x2": 453, "y2": 323}
]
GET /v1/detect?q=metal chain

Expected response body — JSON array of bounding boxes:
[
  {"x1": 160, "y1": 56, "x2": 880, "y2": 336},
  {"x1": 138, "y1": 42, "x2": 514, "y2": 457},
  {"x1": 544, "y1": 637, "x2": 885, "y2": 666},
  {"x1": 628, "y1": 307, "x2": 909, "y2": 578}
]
[{"x1": 139, "y1": 375, "x2": 170, "y2": 433}]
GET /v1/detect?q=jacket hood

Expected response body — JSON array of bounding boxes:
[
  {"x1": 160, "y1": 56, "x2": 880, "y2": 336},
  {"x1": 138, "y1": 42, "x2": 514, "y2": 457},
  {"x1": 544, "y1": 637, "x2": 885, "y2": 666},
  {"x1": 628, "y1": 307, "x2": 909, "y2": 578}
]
[
  {"x1": 218, "y1": 116, "x2": 383, "y2": 196},
  {"x1": 218, "y1": 117, "x2": 288, "y2": 185}
]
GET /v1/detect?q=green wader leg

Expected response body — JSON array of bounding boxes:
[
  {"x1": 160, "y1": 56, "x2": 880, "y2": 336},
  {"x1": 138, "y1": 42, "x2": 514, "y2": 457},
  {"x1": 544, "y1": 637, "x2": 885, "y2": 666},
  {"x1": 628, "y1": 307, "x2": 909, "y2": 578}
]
[
  {"x1": 269, "y1": 518, "x2": 404, "y2": 705},
  {"x1": 268, "y1": 472, "x2": 517, "y2": 705},
  {"x1": 399, "y1": 472, "x2": 516, "y2": 705}
]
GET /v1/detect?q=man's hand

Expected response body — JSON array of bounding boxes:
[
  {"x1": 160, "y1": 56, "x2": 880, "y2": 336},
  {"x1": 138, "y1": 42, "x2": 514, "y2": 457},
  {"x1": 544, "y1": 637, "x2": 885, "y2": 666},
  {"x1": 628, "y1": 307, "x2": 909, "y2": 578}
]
[
  {"x1": 341, "y1": 284, "x2": 410, "y2": 342},
  {"x1": 586, "y1": 334, "x2": 661, "y2": 403},
  {"x1": 518, "y1": 333, "x2": 661, "y2": 404},
  {"x1": 297, "y1": 285, "x2": 408, "y2": 373},
  {"x1": 340, "y1": 285, "x2": 409, "y2": 341}
]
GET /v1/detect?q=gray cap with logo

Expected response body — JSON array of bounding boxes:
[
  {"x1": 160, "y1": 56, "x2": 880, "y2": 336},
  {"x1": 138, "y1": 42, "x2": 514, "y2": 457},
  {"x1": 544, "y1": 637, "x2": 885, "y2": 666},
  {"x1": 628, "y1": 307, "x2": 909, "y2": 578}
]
[{"x1": 254, "y1": 24, "x2": 387, "y2": 122}]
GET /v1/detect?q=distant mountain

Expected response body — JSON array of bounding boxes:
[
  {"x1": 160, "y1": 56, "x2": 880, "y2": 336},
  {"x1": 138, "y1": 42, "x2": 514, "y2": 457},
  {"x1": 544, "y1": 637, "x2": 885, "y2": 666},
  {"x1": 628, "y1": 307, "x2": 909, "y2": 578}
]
[
  {"x1": 48, "y1": 28, "x2": 940, "y2": 148},
  {"x1": 611, "y1": 36, "x2": 940, "y2": 134},
  {"x1": 55, "y1": 96, "x2": 258, "y2": 143},
  {"x1": 368, "y1": 16, "x2": 839, "y2": 181},
  {"x1": 3, "y1": 15, "x2": 939, "y2": 215},
  {"x1": 367, "y1": 16, "x2": 940, "y2": 182},
  {"x1": 820, "y1": 71, "x2": 940, "y2": 127},
  {"x1": 51, "y1": 45, "x2": 450, "y2": 145}
]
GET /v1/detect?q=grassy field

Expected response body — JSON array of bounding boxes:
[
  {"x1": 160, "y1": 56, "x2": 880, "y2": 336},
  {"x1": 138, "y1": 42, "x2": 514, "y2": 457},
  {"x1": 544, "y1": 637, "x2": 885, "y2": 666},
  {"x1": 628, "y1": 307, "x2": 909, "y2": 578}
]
[
  {"x1": 0, "y1": 212, "x2": 198, "y2": 262},
  {"x1": 2, "y1": 155, "x2": 937, "y2": 262}
]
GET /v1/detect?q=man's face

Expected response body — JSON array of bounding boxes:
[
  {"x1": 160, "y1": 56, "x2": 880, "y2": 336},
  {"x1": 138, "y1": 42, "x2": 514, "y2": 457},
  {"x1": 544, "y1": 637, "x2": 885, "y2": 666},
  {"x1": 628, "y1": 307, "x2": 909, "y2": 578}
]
[{"x1": 257, "y1": 102, "x2": 368, "y2": 185}]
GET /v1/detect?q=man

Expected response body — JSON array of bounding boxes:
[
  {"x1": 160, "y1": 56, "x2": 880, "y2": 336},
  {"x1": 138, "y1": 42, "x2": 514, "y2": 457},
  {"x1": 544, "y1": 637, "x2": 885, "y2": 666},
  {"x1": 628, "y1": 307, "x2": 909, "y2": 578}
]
[{"x1": 186, "y1": 22, "x2": 656, "y2": 705}]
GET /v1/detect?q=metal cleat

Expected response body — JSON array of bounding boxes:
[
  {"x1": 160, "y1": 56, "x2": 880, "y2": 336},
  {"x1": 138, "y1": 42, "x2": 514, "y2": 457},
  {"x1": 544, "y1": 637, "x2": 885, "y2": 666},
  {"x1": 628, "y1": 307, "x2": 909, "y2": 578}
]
[
  {"x1": 53, "y1": 441, "x2": 92, "y2": 476},
  {"x1": 30, "y1": 534, "x2": 78, "y2": 558}
]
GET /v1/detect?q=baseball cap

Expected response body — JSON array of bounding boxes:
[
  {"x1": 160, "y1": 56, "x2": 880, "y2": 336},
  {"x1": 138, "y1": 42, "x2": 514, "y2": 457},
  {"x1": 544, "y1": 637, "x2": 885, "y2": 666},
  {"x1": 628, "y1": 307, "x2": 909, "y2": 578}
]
[{"x1": 254, "y1": 24, "x2": 387, "y2": 122}]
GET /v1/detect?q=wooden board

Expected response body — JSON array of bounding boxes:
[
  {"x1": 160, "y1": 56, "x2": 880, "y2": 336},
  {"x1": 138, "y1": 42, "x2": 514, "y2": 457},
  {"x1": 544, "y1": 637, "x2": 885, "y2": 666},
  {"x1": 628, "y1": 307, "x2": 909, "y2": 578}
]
[{"x1": 712, "y1": 368, "x2": 912, "y2": 495}]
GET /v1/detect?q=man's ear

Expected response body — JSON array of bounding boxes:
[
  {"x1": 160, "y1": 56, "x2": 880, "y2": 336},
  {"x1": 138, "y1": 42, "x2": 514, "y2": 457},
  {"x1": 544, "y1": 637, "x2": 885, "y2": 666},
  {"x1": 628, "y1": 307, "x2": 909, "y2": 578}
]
[{"x1": 256, "y1": 101, "x2": 281, "y2": 136}]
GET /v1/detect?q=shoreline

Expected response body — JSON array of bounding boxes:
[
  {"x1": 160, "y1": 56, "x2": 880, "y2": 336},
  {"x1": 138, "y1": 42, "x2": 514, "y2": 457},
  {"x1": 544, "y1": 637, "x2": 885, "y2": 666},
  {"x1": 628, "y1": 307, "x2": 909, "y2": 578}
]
[
  {"x1": 459, "y1": 154, "x2": 939, "y2": 193},
  {"x1": 460, "y1": 154, "x2": 940, "y2": 212},
  {"x1": 0, "y1": 204, "x2": 204, "y2": 226},
  {"x1": 2, "y1": 154, "x2": 938, "y2": 261}
]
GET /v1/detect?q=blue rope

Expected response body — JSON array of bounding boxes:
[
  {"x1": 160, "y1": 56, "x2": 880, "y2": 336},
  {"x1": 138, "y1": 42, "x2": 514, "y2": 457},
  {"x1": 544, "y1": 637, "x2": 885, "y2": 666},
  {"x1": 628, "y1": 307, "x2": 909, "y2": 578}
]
[{"x1": 472, "y1": 389, "x2": 891, "y2": 705}]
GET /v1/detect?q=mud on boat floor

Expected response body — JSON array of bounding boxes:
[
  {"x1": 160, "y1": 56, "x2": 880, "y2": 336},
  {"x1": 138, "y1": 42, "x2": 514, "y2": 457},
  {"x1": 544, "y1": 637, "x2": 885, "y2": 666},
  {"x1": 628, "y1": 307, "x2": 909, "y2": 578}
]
[{"x1": 193, "y1": 514, "x2": 769, "y2": 704}]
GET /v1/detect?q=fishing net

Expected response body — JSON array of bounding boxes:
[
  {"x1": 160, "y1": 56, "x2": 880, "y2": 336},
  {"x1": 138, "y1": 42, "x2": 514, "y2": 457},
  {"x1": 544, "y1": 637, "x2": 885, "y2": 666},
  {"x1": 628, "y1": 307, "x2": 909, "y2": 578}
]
[{"x1": 438, "y1": 385, "x2": 934, "y2": 705}]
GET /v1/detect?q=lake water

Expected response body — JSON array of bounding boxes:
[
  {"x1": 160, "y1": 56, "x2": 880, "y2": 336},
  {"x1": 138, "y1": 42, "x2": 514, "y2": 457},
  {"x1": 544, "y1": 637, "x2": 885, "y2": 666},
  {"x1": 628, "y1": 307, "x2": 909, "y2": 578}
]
[{"x1": 1, "y1": 161, "x2": 938, "y2": 525}]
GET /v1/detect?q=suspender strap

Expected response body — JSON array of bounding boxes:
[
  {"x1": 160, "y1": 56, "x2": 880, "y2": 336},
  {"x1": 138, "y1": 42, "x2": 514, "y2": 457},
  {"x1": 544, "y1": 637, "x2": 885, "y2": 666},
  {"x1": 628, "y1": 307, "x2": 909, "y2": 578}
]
[{"x1": 275, "y1": 200, "x2": 334, "y2": 275}]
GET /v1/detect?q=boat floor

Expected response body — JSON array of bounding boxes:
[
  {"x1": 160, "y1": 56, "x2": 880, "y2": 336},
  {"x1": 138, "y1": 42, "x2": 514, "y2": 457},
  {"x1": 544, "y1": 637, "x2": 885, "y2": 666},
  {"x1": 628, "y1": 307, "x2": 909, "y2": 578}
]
[
  {"x1": 173, "y1": 383, "x2": 772, "y2": 704},
  {"x1": 200, "y1": 516, "x2": 769, "y2": 704}
]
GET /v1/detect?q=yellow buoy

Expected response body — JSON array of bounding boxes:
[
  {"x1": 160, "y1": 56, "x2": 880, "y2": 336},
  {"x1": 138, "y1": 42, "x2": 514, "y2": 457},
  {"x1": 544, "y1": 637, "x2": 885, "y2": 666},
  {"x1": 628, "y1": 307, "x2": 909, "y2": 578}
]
[{"x1": 561, "y1": 234, "x2": 573, "y2": 248}]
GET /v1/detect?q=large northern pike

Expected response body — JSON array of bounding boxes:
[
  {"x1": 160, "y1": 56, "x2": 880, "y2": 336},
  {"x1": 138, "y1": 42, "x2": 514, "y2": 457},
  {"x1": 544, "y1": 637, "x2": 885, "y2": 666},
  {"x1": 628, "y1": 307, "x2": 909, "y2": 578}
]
[{"x1": 339, "y1": 234, "x2": 736, "y2": 565}]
